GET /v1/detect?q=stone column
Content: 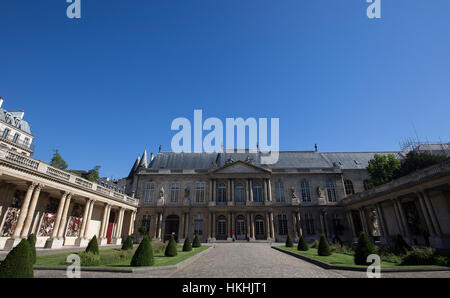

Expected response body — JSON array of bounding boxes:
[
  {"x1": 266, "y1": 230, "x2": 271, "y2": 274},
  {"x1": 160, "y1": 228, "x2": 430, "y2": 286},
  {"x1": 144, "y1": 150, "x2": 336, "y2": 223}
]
[
  {"x1": 57, "y1": 193, "x2": 73, "y2": 239},
  {"x1": 266, "y1": 212, "x2": 270, "y2": 240},
  {"x1": 245, "y1": 180, "x2": 249, "y2": 203},
  {"x1": 99, "y1": 204, "x2": 109, "y2": 245},
  {"x1": 421, "y1": 191, "x2": 442, "y2": 235},
  {"x1": 231, "y1": 212, "x2": 235, "y2": 237},
  {"x1": 77, "y1": 199, "x2": 91, "y2": 242},
  {"x1": 102, "y1": 204, "x2": 112, "y2": 238},
  {"x1": 154, "y1": 213, "x2": 160, "y2": 239},
  {"x1": 83, "y1": 200, "x2": 95, "y2": 238},
  {"x1": 12, "y1": 183, "x2": 37, "y2": 238},
  {"x1": 359, "y1": 208, "x2": 369, "y2": 235},
  {"x1": 52, "y1": 192, "x2": 69, "y2": 239},
  {"x1": 212, "y1": 212, "x2": 216, "y2": 239},
  {"x1": 346, "y1": 211, "x2": 357, "y2": 239},
  {"x1": 269, "y1": 212, "x2": 275, "y2": 239},
  {"x1": 250, "y1": 213, "x2": 255, "y2": 240},
  {"x1": 263, "y1": 179, "x2": 268, "y2": 202},
  {"x1": 392, "y1": 199, "x2": 406, "y2": 236},
  {"x1": 292, "y1": 212, "x2": 299, "y2": 240},
  {"x1": 212, "y1": 180, "x2": 216, "y2": 202},
  {"x1": 231, "y1": 179, "x2": 234, "y2": 203},
  {"x1": 130, "y1": 211, "x2": 136, "y2": 235},
  {"x1": 296, "y1": 211, "x2": 303, "y2": 237},
  {"x1": 20, "y1": 184, "x2": 43, "y2": 238},
  {"x1": 249, "y1": 180, "x2": 254, "y2": 202},
  {"x1": 180, "y1": 211, "x2": 185, "y2": 239},
  {"x1": 417, "y1": 193, "x2": 435, "y2": 236},
  {"x1": 394, "y1": 199, "x2": 410, "y2": 242},
  {"x1": 227, "y1": 180, "x2": 231, "y2": 202},
  {"x1": 267, "y1": 179, "x2": 273, "y2": 202},
  {"x1": 246, "y1": 213, "x2": 251, "y2": 239},
  {"x1": 375, "y1": 203, "x2": 388, "y2": 242},
  {"x1": 227, "y1": 212, "x2": 231, "y2": 239},
  {"x1": 115, "y1": 208, "x2": 125, "y2": 241}
]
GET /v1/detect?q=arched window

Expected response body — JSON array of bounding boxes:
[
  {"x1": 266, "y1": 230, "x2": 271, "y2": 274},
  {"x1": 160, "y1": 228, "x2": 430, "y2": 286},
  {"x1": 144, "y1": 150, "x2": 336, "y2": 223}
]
[
  {"x1": 363, "y1": 180, "x2": 372, "y2": 191},
  {"x1": 275, "y1": 181, "x2": 285, "y2": 202},
  {"x1": 344, "y1": 180, "x2": 355, "y2": 196},
  {"x1": 217, "y1": 183, "x2": 227, "y2": 204},
  {"x1": 305, "y1": 212, "x2": 315, "y2": 235},
  {"x1": 234, "y1": 183, "x2": 245, "y2": 205},
  {"x1": 195, "y1": 183, "x2": 205, "y2": 203},
  {"x1": 170, "y1": 183, "x2": 180, "y2": 202},
  {"x1": 144, "y1": 183, "x2": 155, "y2": 204},
  {"x1": 253, "y1": 182, "x2": 263, "y2": 203},
  {"x1": 300, "y1": 180, "x2": 311, "y2": 202},
  {"x1": 326, "y1": 181, "x2": 336, "y2": 202}
]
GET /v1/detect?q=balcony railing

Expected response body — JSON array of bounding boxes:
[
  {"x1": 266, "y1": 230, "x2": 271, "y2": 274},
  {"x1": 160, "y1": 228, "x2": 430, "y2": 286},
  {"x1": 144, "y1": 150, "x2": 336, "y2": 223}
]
[{"x1": 0, "y1": 149, "x2": 138, "y2": 207}]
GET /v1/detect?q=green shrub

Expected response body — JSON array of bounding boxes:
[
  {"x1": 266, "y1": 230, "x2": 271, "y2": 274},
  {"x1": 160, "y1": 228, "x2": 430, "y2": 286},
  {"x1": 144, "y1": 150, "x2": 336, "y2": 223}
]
[
  {"x1": 85, "y1": 235, "x2": 99, "y2": 255},
  {"x1": 354, "y1": 232, "x2": 376, "y2": 265},
  {"x1": 192, "y1": 234, "x2": 201, "y2": 248},
  {"x1": 138, "y1": 226, "x2": 147, "y2": 234},
  {"x1": 78, "y1": 251, "x2": 101, "y2": 266},
  {"x1": 152, "y1": 241, "x2": 166, "y2": 254},
  {"x1": 310, "y1": 240, "x2": 319, "y2": 248},
  {"x1": 27, "y1": 234, "x2": 37, "y2": 265},
  {"x1": 330, "y1": 243, "x2": 353, "y2": 255},
  {"x1": 0, "y1": 239, "x2": 34, "y2": 278},
  {"x1": 297, "y1": 235, "x2": 308, "y2": 251},
  {"x1": 318, "y1": 234, "x2": 332, "y2": 256},
  {"x1": 122, "y1": 236, "x2": 133, "y2": 250},
  {"x1": 401, "y1": 247, "x2": 437, "y2": 266},
  {"x1": 285, "y1": 235, "x2": 294, "y2": 247},
  {"x1": 165, "y1": 235, "x2": 178, "y2": 257},
  {"x1": 434, "y1": 255, "x2": 450, "y2": 267},
  {"x1": 183, "y1": 237, "x2": 192, "y2": 252},
  {"x1": 130, "y1": 235, "x2": 154, "y2": 267},
  {"x1": 393, "y1": 235, "x2": 410, "y2": 255}
]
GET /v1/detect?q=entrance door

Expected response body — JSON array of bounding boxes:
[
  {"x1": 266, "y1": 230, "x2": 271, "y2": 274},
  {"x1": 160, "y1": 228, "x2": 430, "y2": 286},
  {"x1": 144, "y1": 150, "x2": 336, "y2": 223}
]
[
  {"x1": 255, "y1": 216, "x2": 265, "y2": 240},
  {"x1": 235, "y1": 216, "x2": 246, "y2": 240},
  {"x1": 216, "y1": 216, "x2": 227, "y2": 240},
  {"x1": 164, "y1": 215, "x2": 180, "y2": 242},
  {"x1": 106, "y1": 211, "x2": 116, "y2": 244}
]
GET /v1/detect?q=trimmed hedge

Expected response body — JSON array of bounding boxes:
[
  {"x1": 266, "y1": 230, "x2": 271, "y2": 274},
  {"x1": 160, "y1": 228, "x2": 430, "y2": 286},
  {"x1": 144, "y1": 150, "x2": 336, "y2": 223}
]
[
  {"x1": 165, "y1": 235, "x2": 178, "y2": 257},
  {"x1": 78, "y1": 251, "x2": 101, "y2": 266},
  {"x1": 354, "y1": 232, "x2": 376, "y2": 265},
  {"x1": 85, "y1": 235, "x2": 99, "y2": 255},
  {"x1": 297, "y1": 235, "x2": 309, "y2": 251},
  {"x1": 318, "y1": 234, "x2": 332, "y2": 256},
  {"x1": 285, "y1": 235, "x2": 294, "y2": 247},
  {"x1": 400, "y1": 247, "x2": 439, "y2": 266},
  {"x1": 0, "y1": 239, "x2": 34, "y2": 278},
  {"x1": 27, "y1": 234, "x2": 37, "y2": 264},
  {"x1": 192, "y1": 234, "x2": 201, "y2": 248},
  {"x1": 130, "y1": 235, "x2": 154, "y2": 267},
  {"x1": 183, "y1": 237, "x2": 192, "y2": 252},
  {"x1": 122, "y1": 236, "x2": 133, "y2": 250}
]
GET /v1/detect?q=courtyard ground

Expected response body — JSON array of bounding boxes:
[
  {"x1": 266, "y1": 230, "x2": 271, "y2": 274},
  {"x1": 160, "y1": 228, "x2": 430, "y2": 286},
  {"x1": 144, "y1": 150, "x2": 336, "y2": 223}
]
[{"x1": 30, "y1": 243, "x2": 450, "y2": 278}]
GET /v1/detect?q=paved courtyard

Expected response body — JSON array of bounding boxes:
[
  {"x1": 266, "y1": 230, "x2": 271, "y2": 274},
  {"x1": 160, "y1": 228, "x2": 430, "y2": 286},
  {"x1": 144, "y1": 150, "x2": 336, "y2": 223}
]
[{"x1": 31, "y1": 243, "x2": 450, "y2": 278}]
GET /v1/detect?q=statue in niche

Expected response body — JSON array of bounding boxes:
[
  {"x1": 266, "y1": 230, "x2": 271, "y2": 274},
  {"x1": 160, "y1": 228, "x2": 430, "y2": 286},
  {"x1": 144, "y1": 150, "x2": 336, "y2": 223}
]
[
  {"x1": 183, "y1": 187, "x2": 191, "y2": 205},
  {"x1": 316, "y1": 186, "x2": 326, "y2": 198},
  {"x1": 290, "y1": 187, "x2": 298, "y2": 199},
  {"x1": 368, "y1": 209, "x2": 381, "y2": 236},
  {"x1": 157, "y1": 187, "x2": 165, "y2": 206}
]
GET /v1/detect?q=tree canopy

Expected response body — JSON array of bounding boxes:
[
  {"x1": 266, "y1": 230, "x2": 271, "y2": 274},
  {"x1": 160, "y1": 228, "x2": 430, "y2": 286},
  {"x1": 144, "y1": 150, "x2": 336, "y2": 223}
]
[
  {"x1": 50, "y1": 149, "x2": 68, "y2": 170},
  {"x1": 367, "y1": 153, "x2": 401, "y2": 186},
  {"x1": 49, "y1": 150, "x2": 101, "y2": 183}
]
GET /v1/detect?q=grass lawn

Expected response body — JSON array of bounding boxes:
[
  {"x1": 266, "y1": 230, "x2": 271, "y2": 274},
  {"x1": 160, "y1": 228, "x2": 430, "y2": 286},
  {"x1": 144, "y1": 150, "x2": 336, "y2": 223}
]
[
  {"x1": 279, "y1": 246, "x2": 449, "y2": 269},
  {"x1": 35, "y1": 244, "x2": 209, "y2": 268}
]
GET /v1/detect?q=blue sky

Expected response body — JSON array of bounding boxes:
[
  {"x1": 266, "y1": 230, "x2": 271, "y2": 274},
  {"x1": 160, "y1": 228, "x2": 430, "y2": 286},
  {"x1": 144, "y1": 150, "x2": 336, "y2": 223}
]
[{"x1": 1, "y1": 0, "x2": 449, "y2": 179}]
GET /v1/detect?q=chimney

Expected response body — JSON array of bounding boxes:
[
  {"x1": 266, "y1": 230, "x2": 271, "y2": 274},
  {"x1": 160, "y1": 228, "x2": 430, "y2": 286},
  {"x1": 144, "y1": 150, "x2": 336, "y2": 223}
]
[
  {"x1": 314, "y1": 144, "x2": 318, "y2": 152},
  {"x1": 150, "y1": 152, "x2": 154, "y2": 161},
  {"x1": 0, "y1": 97, "x2": 3, "y2": 108}
]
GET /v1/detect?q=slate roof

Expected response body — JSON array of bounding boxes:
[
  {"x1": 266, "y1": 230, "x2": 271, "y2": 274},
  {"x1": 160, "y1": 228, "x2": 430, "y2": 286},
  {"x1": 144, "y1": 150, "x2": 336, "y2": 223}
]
[
  {"x1": 0, "y1": 108, "x2": 32, "y2": 135},
  {"x1": 143, "y1": 150, "x2": 402, "y2": 171}
]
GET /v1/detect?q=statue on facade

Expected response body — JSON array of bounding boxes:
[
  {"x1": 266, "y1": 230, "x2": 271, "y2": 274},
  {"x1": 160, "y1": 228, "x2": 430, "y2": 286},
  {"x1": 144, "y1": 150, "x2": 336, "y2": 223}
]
[
  {"x1": 157, "y1": 187, "x2": 165, "y2": 206},
  {"x1": 290, "y1": 186, "x2": 299, "y2": 205},
  {"x1": 183, "y1": 187, "x2": 191, "y2": 206},
  {"x1": 316, "y1": 186, "x2": 326, "y2": 198},
  {"x1": 368, "y1": 208, "x2": 381, "y2": 236}
]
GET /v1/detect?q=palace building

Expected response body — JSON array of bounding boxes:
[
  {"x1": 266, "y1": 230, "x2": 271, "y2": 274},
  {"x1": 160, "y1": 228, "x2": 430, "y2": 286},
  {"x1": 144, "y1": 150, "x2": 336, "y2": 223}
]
[
  {"x1": 0, "y1": 98, "x2": 138, "y2": 250},
  {"x1": 124, "y1": 146, "x2": 450, "y2": 249}
]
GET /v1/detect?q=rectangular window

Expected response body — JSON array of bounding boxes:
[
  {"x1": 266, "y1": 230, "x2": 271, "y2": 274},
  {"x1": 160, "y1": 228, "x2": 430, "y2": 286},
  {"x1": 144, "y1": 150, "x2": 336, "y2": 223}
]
[
  {"x1": 195, "y1": 183, "x2": 205, "y2": 203},
  {"x1": 23, "y1": 137, "x2": 30, "y2": 147},
  {"x1": 275, "y1": 182, "x2": 285, "y2": 202},
  {"x1": 305, "y1": 212, "x2": 315, "y2": 235},
  {"x1": 12, "y1": 133, "x2": 20, "y2": 143},
  {"x1": 2, "y1": 128, "x2": 10, "y2": 138},
  {"x1": 277, "y1": 214, "x2": 288, "y2": 235},
  {"x1": 326, "y1": 182, "x2": 337, "y2": 202},
  {"x1": 170, "y1": 183, "x2": 180, "y2": 203},
  {"x1": 194, "y1": 219, "x2": 203, "y2": 235},
  {"x1": 144, "y1": 183, "x2": 155, "y2": 204},
  {"x1": 300, "y1": 181, "x2": 311, "y2": 202}
]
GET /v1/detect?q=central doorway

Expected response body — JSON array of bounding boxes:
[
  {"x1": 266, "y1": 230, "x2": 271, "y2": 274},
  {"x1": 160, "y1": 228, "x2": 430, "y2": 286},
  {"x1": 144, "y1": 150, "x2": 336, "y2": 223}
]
[
  {"x1": 255, "y1": 215, "x2": 265, "y2": 240},
  {"x1": 235, "y1": 215, "x2": 246, "y2": 240},
  {"x1": 164, "y1": 215, "x2": 180, "y2": 242},
  {"x1": 216, "y1": 215, "x2": 227, "y2": 240}
]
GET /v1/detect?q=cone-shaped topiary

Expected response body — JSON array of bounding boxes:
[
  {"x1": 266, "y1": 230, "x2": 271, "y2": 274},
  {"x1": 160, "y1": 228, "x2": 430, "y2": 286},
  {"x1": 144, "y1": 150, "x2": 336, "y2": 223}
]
[
  {"x1": 183, "y1": 237, "x2": 192, "y2": 252},
  {"x1": 354, "y1": 232, "x2": 376, "y2": 265},
  {"x1": 0, "y1": 239, "x2": 34, "y2": 278},
  {"x1": 165, "y1": 235, "x2": 178, "y2": 257},
  {"x1": 27, "y1": 234, "x2": 37, "y2": 264},
  {"x1": 130, "y1": 235, "x2": 154, "y2": 267},
  {"x1": 318, "y1": 234, "x2": 332, "y2": 256},
  {"x1": 192, "y1": 233, "x2": 201, "y2": 248},
  {"x1": 85, "y1": 235, "x2": 99, "y2": 255},
  {"x1": 122, "y1": 236, "x2": 133, "y2": 250},
  {"x1": 285, "y1": 235, "x2": 294, "y2": 247},
  {"x1": 297, "y1": 235, "x2": 309, "y2": 251}
]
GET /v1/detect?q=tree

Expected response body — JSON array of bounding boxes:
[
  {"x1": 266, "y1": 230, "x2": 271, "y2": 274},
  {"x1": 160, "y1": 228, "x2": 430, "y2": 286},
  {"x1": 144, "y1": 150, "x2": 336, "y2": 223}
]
[
  {"x1": 130, "y1": 235, "x2": 154, "y2": 266},
  {"x1": 27, "y1": 234, "x2": 37, "y2": 264},
  {"x1": 85, "y1": 235, "x2": 99, "y2": 255},
  {"x1": 183, "y1": 237, "x2": 192, "y2": 252},
  {"x1": 396, "y1": 151, "x2": 447, "y2": 178},
  {"x1": 285, "y1": 235, "x2": 294, "y2": 247},
  {"x1": 50, "y1": 149, "x2": 68, "y2": 170},
  {"x1": 297, "y1": 235, "x2": 309, "y2": 251},
  {"x1": 85, "y1": 165, "x2": 101, "y2": 182},
  {"x1": 192, "y1": 234, "x2": 201, "y2": 248},
  {"x1": 0, "y1": 239, "x2": 34, "y2": 278},
  {"x1": 122, "y1": 236, "x2": 133, "y2": 250},
  {"x1": 367, "y1": 154, "x2": 401, "y2": 186},
  {"x1": 165, "y1": 235, "x2": 178, "y2": 257},
  {"x1": 354, "y1": 232, "x2": 376, "y2": 265},
  {"x1": 318, "y1": 234, "x2": 332, "y2": 256}
]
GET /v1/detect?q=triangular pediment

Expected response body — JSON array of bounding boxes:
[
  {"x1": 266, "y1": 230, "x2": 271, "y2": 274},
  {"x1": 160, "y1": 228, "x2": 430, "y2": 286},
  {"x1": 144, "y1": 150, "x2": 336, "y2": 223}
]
[{"x1": 212, "y1": 161, "x2": 271, "y2": 174}]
